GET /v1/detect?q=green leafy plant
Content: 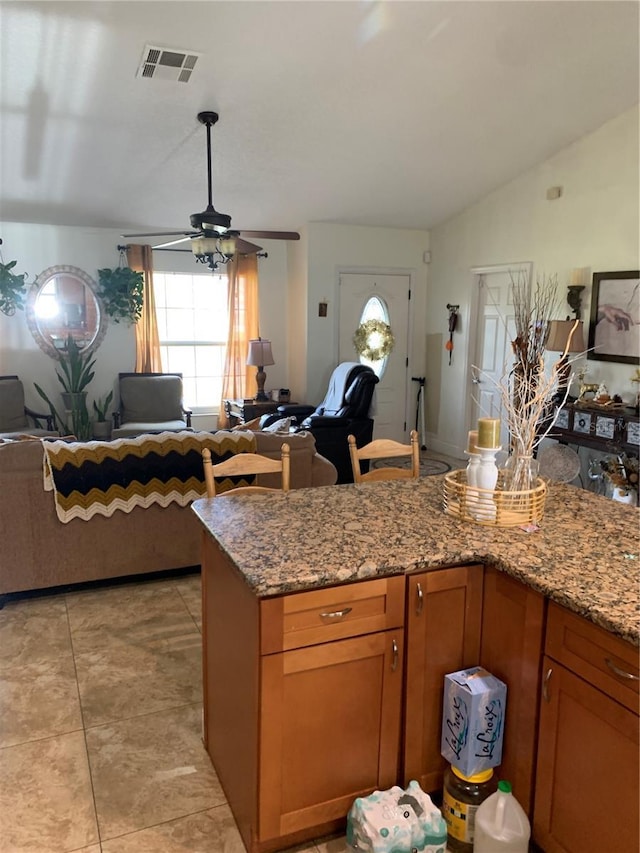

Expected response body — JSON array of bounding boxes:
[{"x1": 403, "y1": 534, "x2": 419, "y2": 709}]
[
  {"x1": 92, "y1": 390, "x2": 114, "y2": 422},
  {"x1": 34, "y1": 335, "x2": 96, "y2": 439},
  {"x1": 52, "y1": 335, "x2": 96, "y2": 395},
  {"x1": 0, "y1": 259, "x2": 28, "y2": 316},
  {"x1": 97, "y1": 266, "x2": 144, "y2": 324}
]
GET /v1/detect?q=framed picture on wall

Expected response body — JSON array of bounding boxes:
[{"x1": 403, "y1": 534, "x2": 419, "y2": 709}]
[{"x1": 587, "y1": 270, "x2": 640, "y2": 365}]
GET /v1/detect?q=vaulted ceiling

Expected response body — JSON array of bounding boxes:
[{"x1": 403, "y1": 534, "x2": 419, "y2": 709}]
[{"x1": 1, "y1": 1, "x2": 638, "y2": 237}]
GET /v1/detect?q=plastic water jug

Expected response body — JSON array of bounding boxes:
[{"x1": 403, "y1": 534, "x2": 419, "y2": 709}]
[{"x1": 473, "y1": 780, "x2": 530, "y2": 852}]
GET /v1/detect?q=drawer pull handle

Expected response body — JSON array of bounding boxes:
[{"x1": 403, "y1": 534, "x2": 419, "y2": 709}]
[
  {"x1": 391, "y1": 639, "x2": 399, "y2": 672},
  {"x1": 605, "y1": 657, "x2": 639, "y2": 681},
  {"x1": 416, "y1": 583, "x2": 424, "y2": 616},
  {"x1": 543, "y1": 667, "x2": 553, "y2": 702},
  {"x1": 319, "y1": 607, "x2": 352, "y2": 620}
]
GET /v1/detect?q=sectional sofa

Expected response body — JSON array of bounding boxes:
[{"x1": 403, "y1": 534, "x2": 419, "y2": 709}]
[{"x1": 0, "y1": 431, "x2": 337, "y2": 599}]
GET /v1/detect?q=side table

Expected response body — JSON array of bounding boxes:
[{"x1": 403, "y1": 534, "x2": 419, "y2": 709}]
[{"x1": 223, "y1": 399, "x2": 281, "y2": 427}]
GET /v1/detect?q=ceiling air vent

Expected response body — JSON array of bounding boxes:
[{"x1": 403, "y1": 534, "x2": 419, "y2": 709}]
[{"x1": 137, "y1": 45, "x2": 201, "y2": 83}]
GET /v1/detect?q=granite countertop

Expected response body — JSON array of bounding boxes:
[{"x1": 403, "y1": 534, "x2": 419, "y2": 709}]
[{"x1": 191, "y1": 475, "x2": 640, "y2": 646}]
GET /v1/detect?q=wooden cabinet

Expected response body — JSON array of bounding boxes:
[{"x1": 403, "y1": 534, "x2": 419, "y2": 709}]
[
  {"x1": 553, "y1": 401, "x2": 640, "y2": 456},
  {"x1": 479, "y1": 566, "x2": 545, "y2": 815},
  {"x1": 223, "y1": 398, "x2": 281, "y2": 427},
  {"x1": 202, "y1": 533, "x2": 405, "y2": 853},
  {"x1": 533, "y1": 603, "x2": 639, "y2": 852},
  {"x1": 403, "y1": 564, "x2": 483, "y2": 793}
]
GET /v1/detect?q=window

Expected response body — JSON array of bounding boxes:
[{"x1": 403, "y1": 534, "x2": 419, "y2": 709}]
[
  {"x1": 358, "y1": 295, "x2": 391, "y2": 378},
  {"x1": 153, "y1": 271, "x2": 228, "y2": 411}
]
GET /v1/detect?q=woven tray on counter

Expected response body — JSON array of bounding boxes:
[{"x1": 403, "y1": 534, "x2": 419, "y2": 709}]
[{"x1": 443, "y1": 469, "x2": 547, "y2": 528}]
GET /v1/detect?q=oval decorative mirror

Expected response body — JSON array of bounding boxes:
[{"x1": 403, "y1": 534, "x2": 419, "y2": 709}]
[{"x1": 26, "y1": 265, "x2": 108, "y2": 360}]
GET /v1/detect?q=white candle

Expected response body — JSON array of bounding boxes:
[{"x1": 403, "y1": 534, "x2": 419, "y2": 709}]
[
  {"x1": 570, "y1": 268, "x2": 585, "y2": 286},
  {"x1": 477, "y1": 418, "x2": 500, "y2": 449},
  {"x1": 467, "y1": 430, "x2": 479, "y2": 454}
]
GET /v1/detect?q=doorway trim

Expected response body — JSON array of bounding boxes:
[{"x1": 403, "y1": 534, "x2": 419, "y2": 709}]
[
  {"x1": 464, "y1": 261, "x2": 533, "y2": 439},
  {"x1": 335, "y1": 265, "x2": 417, "y2": 439}
]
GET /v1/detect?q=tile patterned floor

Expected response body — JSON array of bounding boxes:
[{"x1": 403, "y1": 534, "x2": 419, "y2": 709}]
[
  {"x1": 0, "y1": 451, "x2": 466, "y2": 853},
  {"x1": 0, "y1": 573, "x2": 354, "y2": 853}
]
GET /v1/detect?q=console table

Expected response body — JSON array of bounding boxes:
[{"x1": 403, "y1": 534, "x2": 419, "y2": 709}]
[
  {"x1": 223, "y1": 399, "x2": 280, "y2": 427},
  {"x1": 552, "y1": 401, "x2": 640, "y2": 456}
]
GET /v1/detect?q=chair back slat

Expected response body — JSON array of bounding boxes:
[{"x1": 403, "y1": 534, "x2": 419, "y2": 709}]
[
  {"x1": 348, "y1": 430, "x2": 420, "y2": 483},
  {"x1": 202, "y1": 443, "x2": 290, "y2": 497}
]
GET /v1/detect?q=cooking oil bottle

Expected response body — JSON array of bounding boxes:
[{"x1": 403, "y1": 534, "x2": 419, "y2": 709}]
[{"x1": 442, "y1": 764, "x2": 497, "y2": 853}]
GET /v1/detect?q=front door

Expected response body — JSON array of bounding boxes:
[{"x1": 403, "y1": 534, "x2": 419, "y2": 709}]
[{"x1": 339, "y1": 272, "x2": 411, "y2": 442}]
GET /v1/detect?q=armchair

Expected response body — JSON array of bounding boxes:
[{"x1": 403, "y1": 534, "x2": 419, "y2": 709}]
[
  {"x1": 112, "y1": 372, "x2": 193, "y2": 439},
  {"x1": 0, "y1": 375, "x2": 58, "y2": 439},
  {"x1": 261, "y1": 362, "x2": 379, "y2": 483}
]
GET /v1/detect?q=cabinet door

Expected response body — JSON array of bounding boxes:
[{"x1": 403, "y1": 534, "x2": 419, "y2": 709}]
[
  {"x1": 403, "y1": 565, "x2": 483, "y2": 792},
  {"x1": 479, "y1": 567, "x2": 545, "y2": 816},
  {"x1": 534, "y1": 657, "x2": 639, "y2": 852},
  {"x1": 259, "y1": 629, "x2": 404, "y2": 842}
]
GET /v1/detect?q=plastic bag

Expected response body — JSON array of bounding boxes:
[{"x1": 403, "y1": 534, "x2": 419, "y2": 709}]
[{"x1": 346, "y1": 780, "x2": 447, "y2": 853}]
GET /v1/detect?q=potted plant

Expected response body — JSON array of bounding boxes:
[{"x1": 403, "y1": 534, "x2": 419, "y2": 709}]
[
  {"x1": 0, "y1": 258, "x2": 28, "y2": 317},
  {"x1": 97, "y1": 265, "x2": 144, "y2": 324},
  {"x1": 92, "y1": 390, "x2": 114, "y2": 440},
  {"x1": 34, "y1": 335, "x2": 96, "y2": 440}
]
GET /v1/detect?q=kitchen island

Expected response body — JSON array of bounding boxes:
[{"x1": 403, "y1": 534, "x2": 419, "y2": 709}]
[{"x1": 192, "y1": 476, "x2": 639, "y2": 853}]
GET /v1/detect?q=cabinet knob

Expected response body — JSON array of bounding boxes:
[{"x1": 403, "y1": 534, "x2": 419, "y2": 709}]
[
  {"x1": 319, "y1": 607, "x2": 352, "y2": 621},
  {"x1": 416, "y1": 582, "x2": 424, "y2": 616},
  {"x1": 543, "y1": 667, "x2": 553, "y2": 702},
  {"x1": 605, "y1": 657, "x2": 639, "y2": 681},
  {"x1": 391, "y1": 639, "x2": 399, "y2": 672}
]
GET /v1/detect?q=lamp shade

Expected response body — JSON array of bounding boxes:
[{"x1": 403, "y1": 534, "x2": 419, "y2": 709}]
[
  {"x1": 546, "y1": 320, "x2": 585, "y2": 354},
  {"x1": 191, "y1": 236, "x2": 218, "y2": 255},
  {"x1": 247, "y1": 338, "x2": 275, "y2": 367}
]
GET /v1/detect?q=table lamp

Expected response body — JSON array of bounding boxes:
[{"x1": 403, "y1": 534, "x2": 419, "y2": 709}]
[
  {"x1": 546, "y1": 319, "x2": 585, "y2": 399},
  {"x1": 247, "y1": 338, "x2": 275, "y2": 402}
]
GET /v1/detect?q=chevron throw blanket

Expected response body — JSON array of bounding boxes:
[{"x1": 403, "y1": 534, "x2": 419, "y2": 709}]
[{"x1": 42, "y1": 430, "x2": 256, "y2": 523}]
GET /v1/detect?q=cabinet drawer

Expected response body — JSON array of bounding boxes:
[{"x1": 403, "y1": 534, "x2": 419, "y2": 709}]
[
  {"x1": 260, "y1": 575, "x2": 405, "y2": 654},
  {"x1": 545, "y1": 602, "x2": 639, "y2": 713}
]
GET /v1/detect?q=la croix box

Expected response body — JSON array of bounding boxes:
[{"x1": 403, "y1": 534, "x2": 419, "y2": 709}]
[{"x1": 440, "y1": 666, "x2": 507, "y2": 777}]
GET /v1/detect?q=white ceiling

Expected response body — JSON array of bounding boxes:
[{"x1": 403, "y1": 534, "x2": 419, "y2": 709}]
[{"x1": 1, "y1": 1, "x2": 638, "y2": 238}]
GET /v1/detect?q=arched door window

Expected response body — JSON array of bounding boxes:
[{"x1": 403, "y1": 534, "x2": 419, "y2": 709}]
[{"x1": 357, "y1": 296, "x2": 391, "y2": 378}]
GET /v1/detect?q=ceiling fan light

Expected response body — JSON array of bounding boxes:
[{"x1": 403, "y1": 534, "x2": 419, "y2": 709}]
[
  {"x1": 191, "y1": 236, "x2": 218, "y2": 255},
  {"x1": 219, "y1": 237, "x2": 236, "y2": 257}
]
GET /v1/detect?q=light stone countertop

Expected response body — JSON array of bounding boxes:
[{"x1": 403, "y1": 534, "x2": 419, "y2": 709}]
[{"x1": 192, "y1": 475, "x2": 640, "y2": 646}]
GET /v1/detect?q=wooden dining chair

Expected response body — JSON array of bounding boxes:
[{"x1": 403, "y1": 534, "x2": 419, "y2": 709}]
[
  {"x1": 202, "y1": 444, "x2": 291, "y2": 497},
  {"x1": 348, "y1": 430, "x2": 420, "y2": 483}
]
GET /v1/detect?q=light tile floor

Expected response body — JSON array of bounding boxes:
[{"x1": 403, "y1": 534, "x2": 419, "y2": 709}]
[
  {"x1": 0, "y1": 573, "x2": 349, "y2": 853},
  {"x1": 0, "y1": 452, "x2": 465, "y2": 853}
]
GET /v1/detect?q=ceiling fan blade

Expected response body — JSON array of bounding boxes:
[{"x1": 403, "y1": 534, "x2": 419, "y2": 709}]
[
  {"x1": 235, "y1": 238, "x2": 263, "y2": 254},
  {"x1": 152, "y1": 236, "x2": 193, "y2": 249},
  {"x1": 236, "y1": 230, "x2": 300, "y2": 241},
  {"x1": 122, "y1": 230, "x2": 200, "y2": 239}
]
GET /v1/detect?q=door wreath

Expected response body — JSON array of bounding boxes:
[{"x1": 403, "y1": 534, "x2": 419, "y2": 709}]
[{"x1": 353, "y1": 319, "x2": 395, "y2": 361}]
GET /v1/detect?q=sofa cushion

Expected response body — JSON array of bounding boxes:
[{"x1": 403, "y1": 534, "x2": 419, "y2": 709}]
[
  {"x1": 120, "y1": 375, "x2": 184, "y2": 423},
  {"x1": 0, "y1": 378, "x2": 29, "y2": 432},
  {"x1": 253, "y1": 429, "x2": 336, "y2": 489},
  {"x1": 112, "y1": 420, "x2": 189, "y2": 439}
]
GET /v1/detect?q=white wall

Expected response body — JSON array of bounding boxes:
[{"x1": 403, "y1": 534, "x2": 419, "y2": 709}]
[
  {"x1": 0, "y1": 223, "x2": 290, "y2": 427},
  {"x1": 304, "y1": 222, "x2": 430, "y2": 406},
  {"x1": 427, "y1": 105, "x2": 640, "y2": 457}
]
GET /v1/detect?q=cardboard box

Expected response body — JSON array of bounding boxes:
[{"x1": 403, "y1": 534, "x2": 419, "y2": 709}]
[{"x1": 441, "y1": 666, "x2": 507, "y2": 777}]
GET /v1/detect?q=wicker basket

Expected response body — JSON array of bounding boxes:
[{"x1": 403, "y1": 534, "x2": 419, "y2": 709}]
[{"x1": 443, "y1": 469, "x2": 547, "y2": 527}]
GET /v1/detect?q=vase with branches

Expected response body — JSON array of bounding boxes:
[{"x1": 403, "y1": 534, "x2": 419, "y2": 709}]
[{"x1": 474, "y1": 271, "x2": 583, "y2": 493}]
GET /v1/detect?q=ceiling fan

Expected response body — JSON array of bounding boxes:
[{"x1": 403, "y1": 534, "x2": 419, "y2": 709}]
[{"x1": 122, "y1": 111, "x2": 300, "y2": 270}]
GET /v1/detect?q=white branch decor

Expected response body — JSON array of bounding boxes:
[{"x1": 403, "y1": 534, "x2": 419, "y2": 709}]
[{"x1": 475, "y1": 271, "x2": 583, "y2": 492}]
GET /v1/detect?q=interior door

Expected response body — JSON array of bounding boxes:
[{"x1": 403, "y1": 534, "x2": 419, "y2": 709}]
[
  {"x1": 339, "y1": 272, "x2": 410, "y2": 442},
  {"x1": 470, "y1": 265, "x2": 531, "y2": 449}
]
